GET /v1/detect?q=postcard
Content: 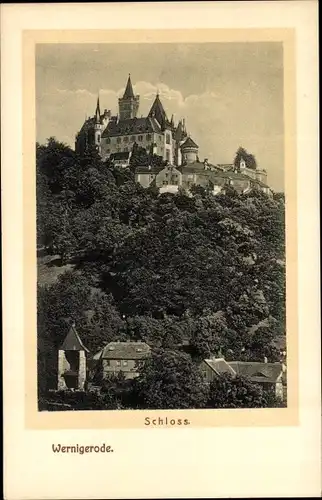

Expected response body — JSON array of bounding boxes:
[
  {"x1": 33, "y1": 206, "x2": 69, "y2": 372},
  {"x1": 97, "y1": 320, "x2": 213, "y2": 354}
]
[{"x1": 2, "y1": 2, "x2": 320, "y2": 499}]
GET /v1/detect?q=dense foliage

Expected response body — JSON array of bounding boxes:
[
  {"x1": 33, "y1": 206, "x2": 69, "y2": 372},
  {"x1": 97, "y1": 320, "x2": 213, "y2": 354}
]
[{"x1": 37, "y1": 138, "x2": 286, "y2": 408}]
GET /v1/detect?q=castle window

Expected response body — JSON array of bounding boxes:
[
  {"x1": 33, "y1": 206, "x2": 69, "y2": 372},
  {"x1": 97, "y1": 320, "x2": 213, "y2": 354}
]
[
  {"x1": 117, "y1": 137, "x2": 121, "y2": 144},
  {"x1": 163, "y1": 180, "x2": 168, "y2": 186},
  {"x1": 116, "y1": 360, "x2": 121, "y2": 367},
  {"x1": 166, "y1": 133, "x2": 171, "y2": 145},
  {"x1": 159, "y1": 136, "x2": 162, "y2": 142},
  {"x1": 123, "y1": 136, "x2": 129, "y2": 143},
  {"x1": 130, "y1": 136, "x2": 136, "y2": 142},
  {"x1": 106, "y1": 138, "x2": 111, "y2": 144},
  {"x1": 123, "y1": 360, "x2": 128, "y2": 367},
  {"x1": 146, "y1": 134, "x2": 151, "y2": 141},
  {"x1": 138, "y1": 135, "x2": 143, "y2": 142},
  {"x1": 166, "y1": 150, "x2": 170, "y2": 161}
]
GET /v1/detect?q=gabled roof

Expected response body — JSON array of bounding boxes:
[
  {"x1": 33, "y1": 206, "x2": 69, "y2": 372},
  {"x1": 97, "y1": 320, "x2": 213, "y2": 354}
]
[
  {"x1": 181, "y1": 136, "x2": 199, "y2": 150},
  {"x1": 135, "y1": 164, "x2": 164, "y2": 175},
  {"x1": 101, "y1": 341, "x2": 151, "y2": 360},
  {"x1": 122, "y1": 74, "x2": 135, "y2": 99},
  {"x1": 148, "y1": 94, "x2": 169, "y2": 129},
  {"x1": 60, "y1": 325, "x2": 89, "y2": 352},
  {"x1": 228, "y1": 362, "x2": 283, "y2": 384},
  {"x1": 204, "y1": 358, "x2": 236, "y2": 376},
  {"x1": 102, "y1": 117, "x2": 162, "y2": 138}
]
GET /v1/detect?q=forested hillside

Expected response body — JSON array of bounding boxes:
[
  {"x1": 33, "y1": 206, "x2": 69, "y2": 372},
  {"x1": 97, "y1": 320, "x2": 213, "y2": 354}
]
[{"x1": 37, "y1": 138, "x2": 286, "y2": 409}]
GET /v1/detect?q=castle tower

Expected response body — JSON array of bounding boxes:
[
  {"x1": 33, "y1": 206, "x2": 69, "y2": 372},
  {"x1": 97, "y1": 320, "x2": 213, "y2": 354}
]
[
  {"x1": 118, "y1": 74, "x2": 140, "y2": 120},
  {"x1": 57, "y1": 323, "x2": 89, "y2": 391},
  {"x1": 180, "y1": 136, "x2": 199, "y2": 165}
]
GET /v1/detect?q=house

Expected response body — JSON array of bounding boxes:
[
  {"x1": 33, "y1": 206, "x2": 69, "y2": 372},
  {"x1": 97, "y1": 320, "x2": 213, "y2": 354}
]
[
  {"x1": 94, "y1": 341, "x2": 151, "y2": 380},
  {"x1": 200, "y1": 356, "x2": 286, "y2": 401},
  {"x1": 57, "y1": 324, "x2": 89, "y2": 391}
]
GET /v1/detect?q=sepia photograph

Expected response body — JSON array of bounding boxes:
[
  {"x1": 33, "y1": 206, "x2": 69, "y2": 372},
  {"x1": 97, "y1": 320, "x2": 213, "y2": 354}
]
[
  {"x1": 2, "y1": 2, "x2": 320, "y2": 499},
  {"x1": 36, "y1": 41, "x2": 288, "y2": 412}
]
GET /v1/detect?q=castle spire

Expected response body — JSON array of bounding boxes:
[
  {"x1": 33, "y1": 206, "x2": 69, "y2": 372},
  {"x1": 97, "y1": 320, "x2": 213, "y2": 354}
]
[
  {"x1": 95, "y1": 95, "x2": 101, "y2": 123},
  {"x1": 123, "y1": 74, "x2": 135, "y2": 99}
]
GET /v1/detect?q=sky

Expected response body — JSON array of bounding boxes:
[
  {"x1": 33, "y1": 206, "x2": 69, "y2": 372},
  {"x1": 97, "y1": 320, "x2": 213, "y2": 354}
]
[{"x1": 36, "y1": 42, "x2": 284, "y2": 191}]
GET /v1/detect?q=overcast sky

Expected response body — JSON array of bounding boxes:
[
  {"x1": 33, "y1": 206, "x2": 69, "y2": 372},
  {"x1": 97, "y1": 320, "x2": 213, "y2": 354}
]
[{"x1": 36, "y1": 42, "x2": 284, "y2": 191}]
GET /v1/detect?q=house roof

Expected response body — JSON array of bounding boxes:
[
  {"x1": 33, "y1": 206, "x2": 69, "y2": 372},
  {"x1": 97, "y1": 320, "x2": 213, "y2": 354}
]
[
  {"x1": 181, "y1": 162, "x2": 219, "y2": 174},
  {"x1": 102, "y1": 117, "x2": 162, "y2": 138},
  {"x1": 148, "y1": 94, "x2": 170, "y2": 129},
  {"x1": 135, "y1": 164, "x2": 164, "y2": 175},
  {"x1": 228, "y1": 362, "x2": 283, "y2": 383},
  {"x1": 100, "y1": 341, "x2": 151, "y2": 360},
  {"x1": 204, "y1": 358, "x2": 237, "y2": 376},
  {"x1": 60, "y1": 325, "x2": 89, "y2": 352},
  {"x1": 181, "y1": 136, "x2": 199, "y2": 150}
]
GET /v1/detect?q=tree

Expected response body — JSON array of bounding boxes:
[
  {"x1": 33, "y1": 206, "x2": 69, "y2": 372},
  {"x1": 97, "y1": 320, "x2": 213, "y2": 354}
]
[
  {"x1": 206, "y1": 373, "x2": 281, "y2": 408},
  {"x1": 136, "y1": 349, "x2": 208, "y2": 409},
  {"x1": 234, "y1": 146, "x2": 257, "y2": 170}
]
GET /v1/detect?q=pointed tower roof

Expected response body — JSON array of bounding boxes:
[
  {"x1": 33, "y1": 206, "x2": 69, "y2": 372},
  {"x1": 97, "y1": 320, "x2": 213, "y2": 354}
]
[
  {"x1": 95, "y1": 96, "x2": 101, "y2": 123},
  {"x1": 60, "y1": 324, "x2": 89, "y2": 352},
  {"x1": 181, "y1": 136, "x2": 199, "y2": 150},
  {"x1": 123, "y1": 74, "x2": 135, "y2": 99},
  {"x1": 148, "y1": 93, "x2": 168, "y2": 129}
]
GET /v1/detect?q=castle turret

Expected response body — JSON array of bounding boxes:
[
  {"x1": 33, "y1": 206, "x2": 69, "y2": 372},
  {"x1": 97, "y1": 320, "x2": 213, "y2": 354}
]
[
  {"x1": 118, "y1": 74, "x2": 140, "y2": 120},
  {"x1": 180, "y1": 136, "x2": 199, "y2": 164},
  {"x1": 58, "y1": 323, "x2": 89, "y2": 391},
  {"x1": 94, "y1": 96, "x2": 102, "y2": 151}
]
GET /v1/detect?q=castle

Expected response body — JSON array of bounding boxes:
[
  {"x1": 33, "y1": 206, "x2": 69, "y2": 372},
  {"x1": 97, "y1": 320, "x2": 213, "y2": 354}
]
[{"x1": 75, "y1": 75, "x2": 272, "y2": 196}]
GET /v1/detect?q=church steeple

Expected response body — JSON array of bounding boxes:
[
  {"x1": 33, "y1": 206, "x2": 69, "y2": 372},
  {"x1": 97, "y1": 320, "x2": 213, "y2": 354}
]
[{"x1": 118, "y1": 74, "x2": 140, "y2": 120}]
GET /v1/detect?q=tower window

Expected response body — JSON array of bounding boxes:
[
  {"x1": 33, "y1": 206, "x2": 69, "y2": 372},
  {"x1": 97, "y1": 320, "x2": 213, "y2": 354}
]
[
  {"x1": 97, "y1": 135, "x2": 101, "y2": 143},
  {"x1": 166, "y1": 133, "x2": 171, "y2": 145},
  {"x1": 146, "y1": 134, "x2": 151, "y2": 141},
  {"x1": 166, "y1": 150, "x2": 170, "y2": 161},
  {"x1": 123, "y1": 136, "x2": 129, "y2": 143},
  {"x1": 138, "y1": 135, "x2": 143, "y2": 142}
]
